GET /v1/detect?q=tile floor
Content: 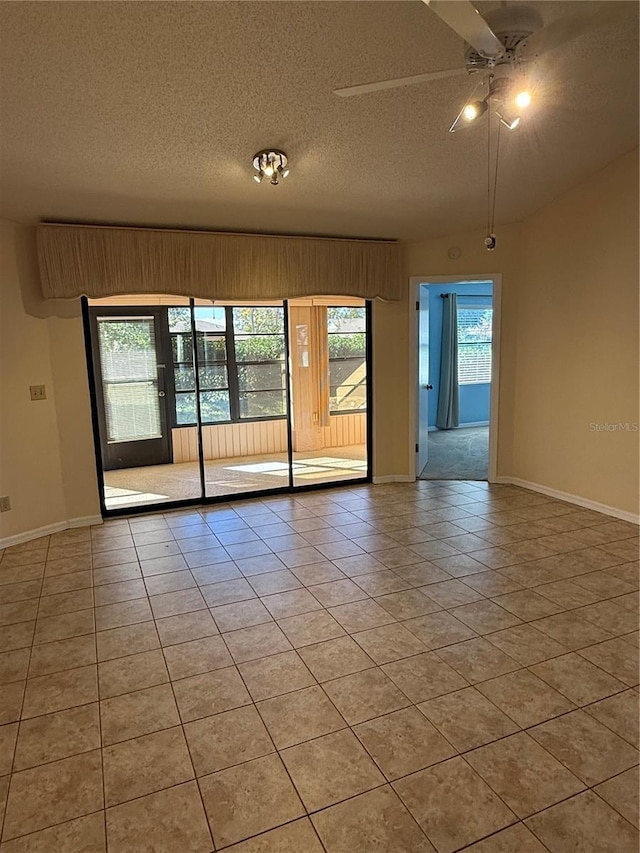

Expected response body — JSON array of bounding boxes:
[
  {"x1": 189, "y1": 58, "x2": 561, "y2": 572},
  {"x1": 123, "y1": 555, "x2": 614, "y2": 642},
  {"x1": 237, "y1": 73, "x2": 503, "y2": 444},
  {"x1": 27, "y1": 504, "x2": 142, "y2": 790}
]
[{"x1": 0, "y1": 480, "x2": 638, "y2": 852}]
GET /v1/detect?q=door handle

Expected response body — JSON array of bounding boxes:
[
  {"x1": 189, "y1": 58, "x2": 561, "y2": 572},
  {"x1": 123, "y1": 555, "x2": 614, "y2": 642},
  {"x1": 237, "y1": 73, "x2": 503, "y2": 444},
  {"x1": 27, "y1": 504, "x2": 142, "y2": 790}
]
[
  {"x1": 423, "y1": 384, "x2": 433, "y2": 390},
  {"x1": 158, "y1": 391, "x2": 166, "y2": 397}
]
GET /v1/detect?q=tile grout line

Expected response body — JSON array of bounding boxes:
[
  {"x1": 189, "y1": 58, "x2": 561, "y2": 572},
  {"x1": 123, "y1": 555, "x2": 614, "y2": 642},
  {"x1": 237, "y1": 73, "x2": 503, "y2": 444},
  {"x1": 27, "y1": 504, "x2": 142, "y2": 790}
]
[
  {"x1": 95, "y1": 509, "x2": 640, "y2": 845},
  {"x1": 0, "y1": 532, "x2": 50, "y2": 843},
  {"x1": 5, "y1": 662, "x2": 637, "y2": 783},
  {"x1": 210, "y1": 623, "x2": 332, "y2": 853},
  {"x1": 2, "y1": 582, "x2": 637, "y2": 708},
  {"x1": 154, "y1": 615, "x2": 216, "y2": 853},
  {"x1": 89, "y1": 535, "x2": 109, "y2": 853},
  {"x1": 3, "y1": 593, "x2": 636, "y2": 701},
  {"x1": 149, "y1": 573, "x2": 637, "y2": 848}
]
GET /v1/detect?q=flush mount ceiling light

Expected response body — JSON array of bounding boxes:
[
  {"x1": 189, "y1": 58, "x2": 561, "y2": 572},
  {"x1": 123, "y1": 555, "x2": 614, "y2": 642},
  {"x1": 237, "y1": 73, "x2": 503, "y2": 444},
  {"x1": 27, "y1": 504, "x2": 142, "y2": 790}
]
[{"x1": 252, "y1": 149, "x2": 289, "y2": 185}]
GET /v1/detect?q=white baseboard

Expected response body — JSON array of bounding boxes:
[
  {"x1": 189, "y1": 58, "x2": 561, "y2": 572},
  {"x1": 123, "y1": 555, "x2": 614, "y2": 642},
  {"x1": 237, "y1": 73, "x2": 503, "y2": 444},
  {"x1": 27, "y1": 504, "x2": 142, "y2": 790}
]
[
  {"x1": 0, "y1": 515, "x2": 103, "y2": 550},
  {"x1": 494, "y1": 476, "x2": 639, "y2": 525},
  {"x1": 372, "y1": 474, "x2": 416, "y2": 485},
  {"x1": 69, "y1": 515, "x2": 103, "y2": 530}
]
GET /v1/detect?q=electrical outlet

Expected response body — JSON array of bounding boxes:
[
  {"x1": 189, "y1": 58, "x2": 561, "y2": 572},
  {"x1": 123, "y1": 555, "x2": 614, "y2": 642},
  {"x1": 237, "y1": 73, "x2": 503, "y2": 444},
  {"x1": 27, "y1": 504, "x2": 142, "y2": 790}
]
[
  {"x1": 30, "y1": 385, "x2": 47, "y2": 401},
  {"x1": 0, "y1": 496, "x2": 11, "y2": 512}
]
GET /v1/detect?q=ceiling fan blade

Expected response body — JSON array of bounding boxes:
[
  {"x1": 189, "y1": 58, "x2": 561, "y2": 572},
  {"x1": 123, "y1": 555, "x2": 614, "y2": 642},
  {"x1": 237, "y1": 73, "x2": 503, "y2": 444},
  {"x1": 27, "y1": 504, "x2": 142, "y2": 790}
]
[
  {"x1": 517, "y1": 2, "x2": 629, "y2": 58},
  {"x1": 422, "y1": 0, "x2": 504, "y2": 58},
  {"x1": 333, "y1": 66, "x2": 467, "y2": 97}
]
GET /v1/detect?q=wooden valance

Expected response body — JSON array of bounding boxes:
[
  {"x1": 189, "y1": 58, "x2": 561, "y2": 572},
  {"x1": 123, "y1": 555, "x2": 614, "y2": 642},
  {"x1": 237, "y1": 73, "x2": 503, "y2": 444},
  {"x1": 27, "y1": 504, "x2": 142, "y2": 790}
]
[{"x1": 37, "y1": 223, "x2": 402, "y2": 302}]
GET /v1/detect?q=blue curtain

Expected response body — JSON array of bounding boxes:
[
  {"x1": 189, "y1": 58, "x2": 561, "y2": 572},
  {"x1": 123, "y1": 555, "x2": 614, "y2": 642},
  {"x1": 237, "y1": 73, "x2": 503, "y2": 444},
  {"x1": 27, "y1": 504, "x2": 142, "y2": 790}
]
[{"x1": 436, "y1": 293, "x2": 459, "y2": 429}]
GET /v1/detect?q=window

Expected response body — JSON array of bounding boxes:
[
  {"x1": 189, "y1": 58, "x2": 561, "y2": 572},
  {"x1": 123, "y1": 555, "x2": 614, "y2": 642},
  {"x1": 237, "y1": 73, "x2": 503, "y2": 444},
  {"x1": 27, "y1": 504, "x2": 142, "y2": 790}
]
[
  {"x1": 168, "y1": 305, "x2": 286, "y2": 425},
  {"x1": 97, "y1": 316, "x2": 162, "y2": 442},
  {"x1": 232, "y1": 307, "x2": 286, "y2": 419},
  {"x1": 327, "y1": 307, "x2": 367, "y2": 413},
  {"x1": 457, "y1": 304, "x2": 493, "y2": 385},
  {"x1": 196, "y1": 307, "x2": 231, "y2": 422},
  {"x1": 169, "y1": 307, "x2": 198, "y2": 425}
]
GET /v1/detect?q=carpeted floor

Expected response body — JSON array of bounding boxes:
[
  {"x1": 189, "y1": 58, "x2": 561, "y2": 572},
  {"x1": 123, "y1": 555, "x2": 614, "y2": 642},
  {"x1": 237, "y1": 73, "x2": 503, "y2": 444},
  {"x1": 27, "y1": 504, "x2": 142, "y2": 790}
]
[
  {"x1": 104, "y1": 445, "x2": 368, "y2": 509},
  {"x1": 420, "y1": 426, "x2": 489, "y2": 481}
]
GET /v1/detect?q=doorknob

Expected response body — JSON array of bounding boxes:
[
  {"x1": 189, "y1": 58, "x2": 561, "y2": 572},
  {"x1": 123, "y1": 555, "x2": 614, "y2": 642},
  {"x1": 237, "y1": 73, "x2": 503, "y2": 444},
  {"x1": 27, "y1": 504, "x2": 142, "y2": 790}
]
[
  {"x1": 424, "y1": 384, "x2": 433, "y2": 390},
  {"x1": 158, "y1": 391, "x2": 166, "y2": 397}
]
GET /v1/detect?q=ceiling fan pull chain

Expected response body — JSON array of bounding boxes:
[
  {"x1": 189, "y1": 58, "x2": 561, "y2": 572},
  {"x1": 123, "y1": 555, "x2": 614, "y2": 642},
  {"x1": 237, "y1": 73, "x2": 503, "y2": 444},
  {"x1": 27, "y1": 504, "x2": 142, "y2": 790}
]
[
  {"x1": 485, "y1": 106, "x2": 501, "y2": 252},
  {"x1": 490, "y1": 119, "x2": 502, "y2": 234},
  {"x1": 486, "y1": 105, "x2": 492, "y2": 236}
]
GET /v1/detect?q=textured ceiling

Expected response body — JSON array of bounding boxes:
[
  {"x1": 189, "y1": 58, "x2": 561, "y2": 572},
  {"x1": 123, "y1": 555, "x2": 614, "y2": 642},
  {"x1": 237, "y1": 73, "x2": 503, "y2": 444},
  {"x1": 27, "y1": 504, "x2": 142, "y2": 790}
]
[{"x1": 0, "y1": 1, "x2": 637, "y2": 241}]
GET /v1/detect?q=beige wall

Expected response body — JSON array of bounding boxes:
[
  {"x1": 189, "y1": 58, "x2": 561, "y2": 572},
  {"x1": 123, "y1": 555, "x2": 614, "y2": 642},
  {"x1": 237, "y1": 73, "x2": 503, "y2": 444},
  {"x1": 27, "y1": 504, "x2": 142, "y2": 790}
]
[
  {"x1": 406, "y1": 148, "x2": 639, "y2": 517},
  {"x1": 47, "y1": 308, "x2": 101, "y2": 524},
  {"x1": 406, "y1": 221, "x2": 524, "y2": 480},
  {"x1": 0, "y1": 220, "x2": 66, "y2": 538},
  {"x1": 1, "y1": 148, "x2": 637, "y2": 542},
  {"x1": 514, "y1": 149, "x2": 639, "y2": 514},
  {"x1": 372, "y1": 291, "x2": 412, "y2": 480},
  {"x1": 0, "y1": 221, "x2": 99, "y2": 543}
]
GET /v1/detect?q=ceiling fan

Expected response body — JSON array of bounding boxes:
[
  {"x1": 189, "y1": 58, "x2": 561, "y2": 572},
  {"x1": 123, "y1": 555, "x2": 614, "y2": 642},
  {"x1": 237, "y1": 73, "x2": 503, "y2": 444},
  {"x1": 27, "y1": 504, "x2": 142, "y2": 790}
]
[{"x1": 334, "y1": 1, "x2": 619, "y2": 133}]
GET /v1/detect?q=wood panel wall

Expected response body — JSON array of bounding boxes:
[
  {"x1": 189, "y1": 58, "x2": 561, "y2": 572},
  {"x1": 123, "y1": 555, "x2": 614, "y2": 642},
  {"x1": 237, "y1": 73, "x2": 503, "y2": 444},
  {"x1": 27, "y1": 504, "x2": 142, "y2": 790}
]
[
  {"x1": 324, "y1": 412, "x2": 366, "y2": 448},
  {"x1": 172, "y1": 413, "x2": 365, "y2": 462},
  {"x1": 288, "y1": 304, "x2": 330, "y2": 451},
  {"x1": 172, "y1": 420, "x2": 287, "y2": 463}
]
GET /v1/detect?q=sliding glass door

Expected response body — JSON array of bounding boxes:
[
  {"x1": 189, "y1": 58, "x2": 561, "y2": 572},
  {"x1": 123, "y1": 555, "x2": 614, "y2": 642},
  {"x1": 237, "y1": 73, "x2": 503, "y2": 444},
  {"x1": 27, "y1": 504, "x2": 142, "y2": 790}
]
[
  {"x1": 191, "y1": 303, "x2": 291, "y2": 498},
  {"x1": 86, "y1": 297, "x2": 371, "y2": 514},
  {"x1": 89, "y1": 303, "x2": 204, "y2": 510},
  {"x1": 288, "y1": 301, "x2": 368, "y2": 487}
]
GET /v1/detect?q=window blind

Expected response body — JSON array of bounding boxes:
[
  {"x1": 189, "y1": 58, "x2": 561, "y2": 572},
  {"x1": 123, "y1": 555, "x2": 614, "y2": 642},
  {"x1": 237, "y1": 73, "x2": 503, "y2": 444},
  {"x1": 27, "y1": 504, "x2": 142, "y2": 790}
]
[{"x1": 457, "y1": 306, "x2": 493, "y2": 385}]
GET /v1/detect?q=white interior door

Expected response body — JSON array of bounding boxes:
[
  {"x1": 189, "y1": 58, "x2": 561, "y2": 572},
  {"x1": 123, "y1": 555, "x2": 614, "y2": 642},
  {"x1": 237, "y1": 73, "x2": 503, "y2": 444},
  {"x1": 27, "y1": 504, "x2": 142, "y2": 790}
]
[{"x1": 417, "y1": 285, "x2": 431, "y2": 474}]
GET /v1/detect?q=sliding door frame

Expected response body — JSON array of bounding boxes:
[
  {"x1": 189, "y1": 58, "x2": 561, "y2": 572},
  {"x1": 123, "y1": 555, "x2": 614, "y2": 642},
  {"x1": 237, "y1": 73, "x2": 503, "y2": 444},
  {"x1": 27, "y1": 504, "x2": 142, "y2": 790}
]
[{"x1": 82, "y1": 297, "x2": 373, "y2": 518}]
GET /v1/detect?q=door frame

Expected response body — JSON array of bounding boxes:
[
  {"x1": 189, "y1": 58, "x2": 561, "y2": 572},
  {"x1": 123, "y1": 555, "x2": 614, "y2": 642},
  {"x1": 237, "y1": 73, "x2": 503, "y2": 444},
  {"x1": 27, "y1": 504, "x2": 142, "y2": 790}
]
[
  {"x1": 88, "y1": 306, "x2": 174, "y2": 470},
  {"x1": 416, "y1": 283, "x2": 430, "y2": 474},
  {"x1": 408, "y1": 274, "x2": 502, "y2": 482}
]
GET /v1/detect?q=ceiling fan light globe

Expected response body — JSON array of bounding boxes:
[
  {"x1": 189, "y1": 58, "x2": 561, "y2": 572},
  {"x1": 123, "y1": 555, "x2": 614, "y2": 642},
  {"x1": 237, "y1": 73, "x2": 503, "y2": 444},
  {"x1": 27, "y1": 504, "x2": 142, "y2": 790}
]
[
  {"x1": 462, "y1": 99, "x2": 487, "y2": 123},
  {"x1": 463, "y1": 103, "x2": 479, "y2": 121}
]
